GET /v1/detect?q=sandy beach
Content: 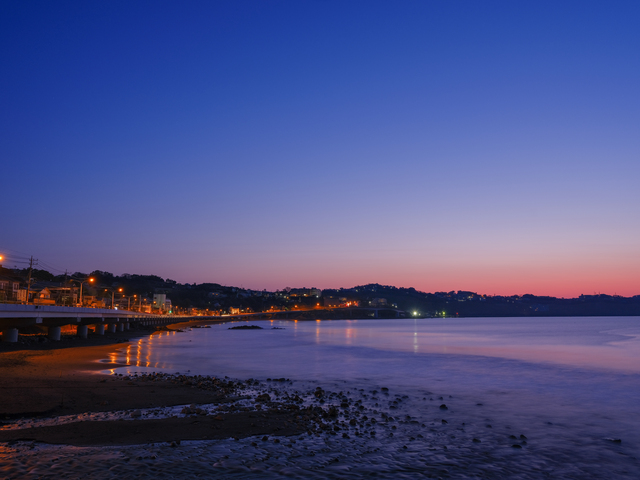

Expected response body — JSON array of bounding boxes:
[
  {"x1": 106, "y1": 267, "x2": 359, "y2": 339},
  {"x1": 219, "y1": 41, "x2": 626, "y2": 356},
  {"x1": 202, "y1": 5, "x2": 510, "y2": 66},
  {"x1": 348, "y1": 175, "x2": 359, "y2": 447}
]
[
  {"x1": 2, "y1": 318, "x2": 640, "y2": 479},
  {"x1": 0, "y1": 326, "x2": 311, "y2": 446}
]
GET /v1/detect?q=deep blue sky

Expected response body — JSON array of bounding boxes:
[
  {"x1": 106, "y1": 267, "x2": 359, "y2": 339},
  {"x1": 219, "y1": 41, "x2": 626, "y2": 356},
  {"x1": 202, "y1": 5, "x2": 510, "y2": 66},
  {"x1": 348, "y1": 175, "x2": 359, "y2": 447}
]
[{"x1": 2, "y1": 1, "x2": 639, "y2": 296}]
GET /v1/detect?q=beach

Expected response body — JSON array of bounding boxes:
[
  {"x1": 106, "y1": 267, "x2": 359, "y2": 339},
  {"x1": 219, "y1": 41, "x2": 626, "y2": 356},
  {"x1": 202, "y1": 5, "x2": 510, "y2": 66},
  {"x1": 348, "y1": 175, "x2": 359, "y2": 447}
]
[
  {"x1": 1, "y1": 317, "x2": 640, "y2": 479},
  {"x1": 0, "y1": 326, "x2": 311, "y2": 447}
]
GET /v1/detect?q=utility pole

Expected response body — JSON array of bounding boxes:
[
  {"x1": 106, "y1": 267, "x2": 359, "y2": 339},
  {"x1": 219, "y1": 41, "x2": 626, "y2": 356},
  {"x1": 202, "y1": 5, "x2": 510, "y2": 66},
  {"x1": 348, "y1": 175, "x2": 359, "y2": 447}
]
[
  {"x1": 25, "y1": 256, "x2": 37, "y2": 305},
  {"x1": 64, "y1": 269, "x2": 73, "y2": 306}
]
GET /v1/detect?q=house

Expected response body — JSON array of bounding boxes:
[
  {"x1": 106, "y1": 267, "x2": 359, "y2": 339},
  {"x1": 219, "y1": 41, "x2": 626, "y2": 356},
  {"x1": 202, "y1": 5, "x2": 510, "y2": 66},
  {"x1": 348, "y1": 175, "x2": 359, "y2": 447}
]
[
  {"x1": 323, "y1": 296, "x2": 344, "y2": 308},
  {"x1": 370, "y1": 298, "x2": 387, "y2": 307},
  {"x1": 0, "y1": 275, "x2": 22, "y2": 303},
  {"x1": 32, "y1": 287, "x2": 56, "y2": 306},
  {"x1": 29, "y1": 282, "x2": 76, "y2": 306}
]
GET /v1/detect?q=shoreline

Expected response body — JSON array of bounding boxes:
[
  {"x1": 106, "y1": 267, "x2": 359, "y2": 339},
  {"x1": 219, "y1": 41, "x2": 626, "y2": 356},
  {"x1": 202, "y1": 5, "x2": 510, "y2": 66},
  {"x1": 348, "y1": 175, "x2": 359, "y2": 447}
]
[
  {"x1": 2, "y1": 318, "x2": 639, "y2": 478},
  {"x1": 0, "y1": 320, "x2": 314, "y2": 446}
]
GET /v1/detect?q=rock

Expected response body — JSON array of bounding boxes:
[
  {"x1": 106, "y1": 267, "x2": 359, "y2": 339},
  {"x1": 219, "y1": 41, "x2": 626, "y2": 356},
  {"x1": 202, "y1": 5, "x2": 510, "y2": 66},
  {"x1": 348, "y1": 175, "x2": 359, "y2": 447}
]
[
  {"x1": 473, "y1": 438, "x2": 481, "y2": 443},
  {"x1": 131, "y1": 410, "x2": 142, "y2": 418},
  {"x1": 255, "y1": 393, "x2": 271, "y2": 403},
  {"x1": 512, "y1": 444, "x2": 522, "y2": 449},
  {"x1": 439, "y1": 404, "x2": 448, "y2": 410}
]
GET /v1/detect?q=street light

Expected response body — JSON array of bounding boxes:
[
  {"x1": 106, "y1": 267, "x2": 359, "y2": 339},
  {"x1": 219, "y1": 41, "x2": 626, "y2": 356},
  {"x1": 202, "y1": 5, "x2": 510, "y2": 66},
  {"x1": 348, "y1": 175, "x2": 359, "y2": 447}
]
[
  {"x1": 68, "y1": 277, "x2": 95, "y2": 307},
  {"x1": 122, "y1": 294, "x2": 138, "y2": 311},
  {"x1": 104, "y1": 287, "x2": 124, "y2": 309}
]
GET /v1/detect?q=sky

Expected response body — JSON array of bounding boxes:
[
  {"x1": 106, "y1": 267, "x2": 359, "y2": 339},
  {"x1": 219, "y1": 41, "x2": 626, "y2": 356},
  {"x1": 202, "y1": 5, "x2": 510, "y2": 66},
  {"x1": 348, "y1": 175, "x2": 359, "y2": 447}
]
[{"x1": 1, "y1": 0, "x2": 639, "y2": 297}]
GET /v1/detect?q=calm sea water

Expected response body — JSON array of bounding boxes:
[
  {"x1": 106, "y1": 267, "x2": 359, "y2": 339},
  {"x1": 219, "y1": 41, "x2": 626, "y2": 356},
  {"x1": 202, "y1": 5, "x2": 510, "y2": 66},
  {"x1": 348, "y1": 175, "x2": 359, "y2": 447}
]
[
  {"x1": 4, "y1": 316, "x2": 640, "y2": 479},
  {"x1": 114, "y1": 316, "x2": 640, "y2": 407}
]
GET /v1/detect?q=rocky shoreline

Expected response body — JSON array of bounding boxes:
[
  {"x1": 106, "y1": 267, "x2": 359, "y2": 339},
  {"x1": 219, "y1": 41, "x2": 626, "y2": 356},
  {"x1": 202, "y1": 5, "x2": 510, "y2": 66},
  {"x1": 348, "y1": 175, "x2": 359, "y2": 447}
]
[
  {"x1": 0, "y1": 324, "x2": 395, "y2": 449},
  {"x1": 0, "y1": 371, "x2": 411, "y2": 447},
  {"x1": 2, "y1": 322, "x2": 639, "y2": 479}
]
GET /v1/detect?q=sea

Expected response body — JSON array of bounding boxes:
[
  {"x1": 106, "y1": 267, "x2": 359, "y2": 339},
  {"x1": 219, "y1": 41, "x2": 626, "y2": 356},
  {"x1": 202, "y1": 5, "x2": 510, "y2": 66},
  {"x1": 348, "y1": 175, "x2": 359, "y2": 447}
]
[{"x1": 2, "y1": 316, "x2": 640, "y2": 479}]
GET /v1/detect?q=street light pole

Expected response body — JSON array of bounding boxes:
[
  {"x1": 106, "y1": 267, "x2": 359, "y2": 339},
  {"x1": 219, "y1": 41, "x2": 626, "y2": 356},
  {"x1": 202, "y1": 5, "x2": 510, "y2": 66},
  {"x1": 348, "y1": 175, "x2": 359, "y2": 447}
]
[
  {"x1": 69, "y1": 277, "x2": 94, "y2": 307},
  {"x1": 104, "y1": 287, "x2": 124, "y2": 309},
  {"x1": 80, "y1": 278, "x2": 94, "y2": 307}
]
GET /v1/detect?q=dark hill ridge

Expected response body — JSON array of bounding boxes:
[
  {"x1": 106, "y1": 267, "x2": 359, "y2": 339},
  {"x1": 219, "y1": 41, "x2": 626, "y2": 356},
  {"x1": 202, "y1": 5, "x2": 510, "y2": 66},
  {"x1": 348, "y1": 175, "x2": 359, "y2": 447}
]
[
  {"x1": 322, "y1": 284, "x2": 640, "y2": 317},
  {"x1": 3, "y1": 266, "x2": 639, "y2": 317}
]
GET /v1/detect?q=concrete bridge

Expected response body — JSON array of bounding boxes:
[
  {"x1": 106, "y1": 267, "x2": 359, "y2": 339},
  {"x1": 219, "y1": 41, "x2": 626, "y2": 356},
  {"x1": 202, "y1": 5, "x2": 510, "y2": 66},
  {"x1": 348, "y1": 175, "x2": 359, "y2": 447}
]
[
  {"x1": 1, "y1": 304, "x2": 407, "y2": 342},
  {"x1": 0, "y1": 304, "x2": 190, "y2": 342}
]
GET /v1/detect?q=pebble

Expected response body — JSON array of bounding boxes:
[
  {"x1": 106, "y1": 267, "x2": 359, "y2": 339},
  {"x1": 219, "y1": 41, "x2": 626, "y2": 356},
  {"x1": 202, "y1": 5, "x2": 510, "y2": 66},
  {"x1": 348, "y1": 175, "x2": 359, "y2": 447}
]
[{"x1": 7, "y1": 372, "x2": 629, "y2": 479}]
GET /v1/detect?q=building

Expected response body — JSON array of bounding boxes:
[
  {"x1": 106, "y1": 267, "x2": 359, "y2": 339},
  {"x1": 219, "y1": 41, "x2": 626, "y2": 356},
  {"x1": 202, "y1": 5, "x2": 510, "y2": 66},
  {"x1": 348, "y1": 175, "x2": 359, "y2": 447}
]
[
  {"x1": 153, "y1": 293, "x2": 166, "y2": 310},
  {"x1": 32, "y1": 287, "x2": 56, "y2": 306},
  {"x1": 323, "y1": 296, "x2": 343, "y2": 308},
  {"x1": 370, "y1": 298, "x2": 387, "y2": 307},
  {"x1": 0, "y1": 275, "x2": 22, "y2": 303}
]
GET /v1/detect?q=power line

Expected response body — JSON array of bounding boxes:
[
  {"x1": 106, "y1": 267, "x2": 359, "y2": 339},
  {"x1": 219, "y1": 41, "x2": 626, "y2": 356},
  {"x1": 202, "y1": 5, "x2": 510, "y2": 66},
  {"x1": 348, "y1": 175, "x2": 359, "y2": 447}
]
[{"x1": 37, "y1": 260, "x2": 68, "y2": 275}]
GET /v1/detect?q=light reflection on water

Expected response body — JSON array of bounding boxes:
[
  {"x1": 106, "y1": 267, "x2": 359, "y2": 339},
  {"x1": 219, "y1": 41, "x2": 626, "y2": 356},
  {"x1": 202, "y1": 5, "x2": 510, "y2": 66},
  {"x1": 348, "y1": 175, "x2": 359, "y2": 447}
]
[
  {"x1": 106, "y1": 318, "x2": 640, "y2": 448},
  {"x1": 109, "y1": 317, "x2": 640, "y2": 412},
  {"x1": 110, "y1": 316, "x2": 640, "y2": 377},
  {"x1": 4, "y1": 317, "x2": 640, "y2": 479}
]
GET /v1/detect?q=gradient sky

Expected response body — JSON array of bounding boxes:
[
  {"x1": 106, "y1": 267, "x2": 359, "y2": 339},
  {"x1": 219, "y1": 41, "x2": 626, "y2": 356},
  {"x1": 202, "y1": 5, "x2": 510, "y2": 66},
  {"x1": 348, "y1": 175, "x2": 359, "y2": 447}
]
[{"x1": 2, "y1": 1, "x2": 639, "y2": 297}]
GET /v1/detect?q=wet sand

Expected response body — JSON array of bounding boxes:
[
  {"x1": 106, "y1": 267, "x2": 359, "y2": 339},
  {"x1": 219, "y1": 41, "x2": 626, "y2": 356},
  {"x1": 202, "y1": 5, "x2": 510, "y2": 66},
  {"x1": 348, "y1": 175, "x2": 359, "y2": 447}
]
[
  {"x1": 2, "y1": 322, "x2": 639, "y2": 479},
  {"x1": 0, "y1": 327, "x2": 309, "y2": 446}
]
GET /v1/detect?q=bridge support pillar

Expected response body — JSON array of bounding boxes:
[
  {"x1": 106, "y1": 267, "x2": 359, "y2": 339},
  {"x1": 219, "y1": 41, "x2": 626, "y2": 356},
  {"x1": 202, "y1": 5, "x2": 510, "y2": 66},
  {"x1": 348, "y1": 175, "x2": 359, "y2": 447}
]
[
  {"x1": 108, "y1": 324, "x2": 117, "y2": 333},
  {"x1": 48, "y1": 326, "x2": 61, "y2": 341},
  {"x1": 117, "y1": 323, "x2": 124, "y2": 332},
  {"x1": 124, "y1": 322, "x2": 130, "y2": 330},
  {"x1": 95, "y1": 325, "x2": 105, "y2": 335},
  {"x1": 2, "y1": 328, "x2": 19, "y2": 343},
  {"x1": 77, "y1": 325, "x2": 88, "y2": 339}
]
